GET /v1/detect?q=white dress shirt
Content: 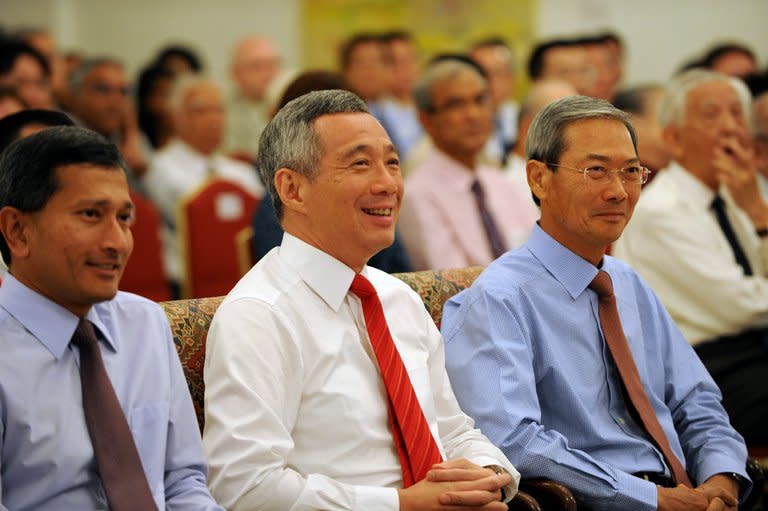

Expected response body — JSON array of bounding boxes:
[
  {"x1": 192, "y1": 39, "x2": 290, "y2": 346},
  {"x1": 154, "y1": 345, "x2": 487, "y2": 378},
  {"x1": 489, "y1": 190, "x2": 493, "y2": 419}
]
[
  {"x1": 203, "y1": 233, "x2": 519, "y2": 511},
  {"x1": 142, "y1": 139, "x2": 263, "y2": 281},
  {"x1": 613, "y1": 161, "x2": 768, "y2": 344}
]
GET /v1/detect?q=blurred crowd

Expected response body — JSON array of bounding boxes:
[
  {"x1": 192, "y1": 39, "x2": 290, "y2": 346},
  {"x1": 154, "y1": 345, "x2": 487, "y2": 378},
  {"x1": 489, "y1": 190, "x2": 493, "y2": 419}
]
[{"x1": 1, "y1": 26, "x2": 767, "y2": 292}]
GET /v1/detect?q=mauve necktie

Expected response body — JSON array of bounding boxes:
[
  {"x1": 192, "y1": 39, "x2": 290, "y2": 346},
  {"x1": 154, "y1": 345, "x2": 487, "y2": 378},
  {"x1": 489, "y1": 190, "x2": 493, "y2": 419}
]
[
  {"x1": 471, "y1": 179, "x2": 507, "y2": 259},
  {"x1": 71, "y1": 318, "x2": 159, "y2": 510},
  {"x1": 350, "y1": 274, "x2": 443, "y2": 487},
  {"x1": 711, "y1": 195, "x2": 753, "y2": 276},
  {"x1": 589, "y1": 271, "x2": 692, "y2": 487}
]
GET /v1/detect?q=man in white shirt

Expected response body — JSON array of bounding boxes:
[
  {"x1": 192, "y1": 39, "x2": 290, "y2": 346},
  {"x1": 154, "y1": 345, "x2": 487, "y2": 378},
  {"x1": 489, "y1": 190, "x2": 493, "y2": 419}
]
[
  {"x1": 613, "y1": 69, "x2": 768, "y2": 444},
  {"x1": 143, "y1": 74, "x2": 262, "y2": 289},
  {"x1": 203, "y1": 89, "x2": 518, "y2": 511}
]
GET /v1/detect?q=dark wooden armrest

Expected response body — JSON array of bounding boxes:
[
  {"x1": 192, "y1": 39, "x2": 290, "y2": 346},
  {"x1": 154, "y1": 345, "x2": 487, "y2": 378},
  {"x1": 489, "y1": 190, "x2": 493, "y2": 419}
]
[
  {"x1": 743, "y1": 456, "x2": 766, "y2": 511},
  {"x1": 507, "y1": 490, "x2": 543, "y2": 511},
  {"x1": 518, "y1": 478, "x2": 577, "y2": 511}
]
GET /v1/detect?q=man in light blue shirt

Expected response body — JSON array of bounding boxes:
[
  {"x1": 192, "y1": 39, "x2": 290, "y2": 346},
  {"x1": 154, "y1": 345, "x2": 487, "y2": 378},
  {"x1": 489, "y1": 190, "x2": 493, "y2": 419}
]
[
  {"x1": 0, "y1": 126, "x2": 222, "y2": 510},
  {"x1": 442, "y1": 96, "x2": 749, "y2": 511}
]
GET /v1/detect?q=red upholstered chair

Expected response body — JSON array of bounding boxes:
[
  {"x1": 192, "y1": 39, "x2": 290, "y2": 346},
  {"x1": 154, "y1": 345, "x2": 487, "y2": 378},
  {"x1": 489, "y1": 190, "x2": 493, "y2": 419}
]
[
  {"x1": 177, "y1": 178, "x2": 260, "y2": 298},
  {"x1": 119, "y1": 191, "x2": 171, "y2": 301}
]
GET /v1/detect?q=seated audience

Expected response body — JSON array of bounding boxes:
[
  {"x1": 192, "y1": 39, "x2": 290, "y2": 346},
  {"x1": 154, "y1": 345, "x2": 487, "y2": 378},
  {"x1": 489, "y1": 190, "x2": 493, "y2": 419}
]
[
  {"x1": 702, "y1": 42, "x2": 759, "y2": 79},
  {"x1": 613, "y1": 69, "x2": 768, "y2": 444},
  {"x1": 0, "y1": 85, "x2": 25, "y2": 119},
  {"x1": 380, "y1": 30, "x2": 423, "y2": 160},
  {"x1": 754, "y1": 91, "x2": 768, "y2": 200},
  {"x1": 152, "y1": 44, "x2": 203, "y2": 75},
  {"x1": 399, "y1": 57, "x2": 536, "y2": 270},
  {"x1": 136, "y1": 64, "x2": 175, "y2": 150},
  {"x1": 527, "y1": 38, "x2": 594, "y2": 96},
  {"x1": 15, "y1": 27, "x2": 67, "y2": 107},
  {"x1": 579, "y1": 34, "x2": 620, "y2": 101},
  {"x1": 443, "y1": 95, "x2": 750, "y2": 510},
  {"x1": 0, "y1": 126, "x2": 222, "y2": 510},
  {"x1": 68, "y1": 58, "x2": 148, "y2": 180},
  {"x1": 224, "y1": 35, "x2": 281, "y2": 161},
  {"x1": 143, "y1": 74, "x2": 262, "y2": 293},
  {"x1": 203, "y1": 89, "x2": 518, "y2": 510},
  {"x1": 612, "y1": 84, "x2": 672, "y2": 175},
  {"x1": 504, "y1": 78, "x2": 576, "y2": 212},
  {"x1": 0, "y1": 38, "x2": 53, "y2": 109},
  {"x1": 470, "y1": 37, "x2": 519, "y2": 166}
]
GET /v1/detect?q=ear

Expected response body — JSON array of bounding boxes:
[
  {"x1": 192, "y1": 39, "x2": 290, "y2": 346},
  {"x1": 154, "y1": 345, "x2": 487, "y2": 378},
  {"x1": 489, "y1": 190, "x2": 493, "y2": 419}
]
[
  {"x1": 274, "y1": 167, "x2": 310, "y2": 216},
  {"x1": 0, "y1": 206, "x2": 32, "y2": 262},
  {"x1": 661, "y1": 124, "x2": 683, "y2": 161},
  {"x1": 527, "y1": 160, "x2": 550, "y2": 204}
]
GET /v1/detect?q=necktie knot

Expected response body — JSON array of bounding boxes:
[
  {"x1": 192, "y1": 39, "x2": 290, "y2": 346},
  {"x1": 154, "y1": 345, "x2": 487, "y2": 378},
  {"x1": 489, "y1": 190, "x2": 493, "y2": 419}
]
[
  {"x1": 350, "y1": 273, "x2": 376, "y2": 299},
  {"x1": 71, "y1": 318, "x2": 98, "y2": 349},
  {"x1": 589, "y1": 270, "x2": 614, "y2": 299}
]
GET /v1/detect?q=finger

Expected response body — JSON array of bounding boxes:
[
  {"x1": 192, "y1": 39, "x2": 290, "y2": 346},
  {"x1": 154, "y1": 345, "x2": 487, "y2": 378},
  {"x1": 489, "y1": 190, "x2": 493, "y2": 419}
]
[
  {"x1": 430, "y1": 458, "x2": 474, "y2": 470},
  {"x1": 428, "y1": 467, "x2": 493, "y2": 482},
  {"x1": 447, "y1": 473, "x2": 511, "y2": 493},
  {"x1": 705, "y1": 496, "x2": 725, "y2": 511},
  {"x1": 698, "y1": 485, "x2": 739, "y2": 507},
  {"x1": 439, "y1": 489, "x2": 501, "y2": 506}
]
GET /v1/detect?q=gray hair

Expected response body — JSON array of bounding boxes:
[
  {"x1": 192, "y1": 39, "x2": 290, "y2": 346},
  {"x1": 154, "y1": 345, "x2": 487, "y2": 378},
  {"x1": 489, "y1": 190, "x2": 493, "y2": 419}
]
[
  {"x1": 526, "y1": 95, "x2": 637, "y2": 164},
  {"x1": 256, "y1": 89, "x2": 369, "y2": 218},
  {"x1": 657, "y1": 68, "x2": 752, "y2": 130},
  {"x1": 412, "y1": 58, "x2": 487, "y2": 112},
  {"x1": 68, "y1": 58, "x2": 123, "y2": 93}
]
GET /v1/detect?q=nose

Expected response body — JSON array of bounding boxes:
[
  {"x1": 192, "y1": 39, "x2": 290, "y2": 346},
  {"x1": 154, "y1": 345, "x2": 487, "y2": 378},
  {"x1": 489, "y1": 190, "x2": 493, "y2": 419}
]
[
  {"x1": 102, "y1": 216, "x2": 133, "y2": 256},
  {"x1": 371, "y1": 159, "x2": 402, "y2": 196},
  {"x1": 602, "y1": 170, "x2": 629, "y2": 202}
]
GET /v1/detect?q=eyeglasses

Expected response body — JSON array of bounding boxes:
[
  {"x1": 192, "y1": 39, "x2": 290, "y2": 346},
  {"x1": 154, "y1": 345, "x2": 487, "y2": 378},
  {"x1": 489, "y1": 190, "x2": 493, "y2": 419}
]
[{"x1": 545, "y1": 163, "x2": 651, "y2": 185}]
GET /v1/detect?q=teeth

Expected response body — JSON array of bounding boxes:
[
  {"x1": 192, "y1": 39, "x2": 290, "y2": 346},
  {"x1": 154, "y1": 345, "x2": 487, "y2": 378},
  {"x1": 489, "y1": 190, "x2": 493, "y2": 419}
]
[{"x1": 364, "y1": 208, "x2": 392, "y2": 216}]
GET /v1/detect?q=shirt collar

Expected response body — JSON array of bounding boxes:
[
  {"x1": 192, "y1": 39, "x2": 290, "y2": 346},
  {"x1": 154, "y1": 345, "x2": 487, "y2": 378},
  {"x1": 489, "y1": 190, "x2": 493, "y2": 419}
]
[
  {"x1": 0, "y1": 273, "x2": 117, "y2": 359},
  {"x1": 279, "y1": 233, "x2": 358, "y2": 312},
  {"x1": 526, "y1": 223, "x2": 600, "y2": 300},
  {"x1": 666, "y1": 160, "x2": 717, "y2": 208}
]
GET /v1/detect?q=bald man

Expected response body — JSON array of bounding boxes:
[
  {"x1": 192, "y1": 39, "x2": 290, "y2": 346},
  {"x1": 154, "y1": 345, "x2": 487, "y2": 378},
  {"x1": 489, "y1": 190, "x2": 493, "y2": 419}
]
[{"x1": 224, "y1": 35, "x2": 281, "y2": 161}]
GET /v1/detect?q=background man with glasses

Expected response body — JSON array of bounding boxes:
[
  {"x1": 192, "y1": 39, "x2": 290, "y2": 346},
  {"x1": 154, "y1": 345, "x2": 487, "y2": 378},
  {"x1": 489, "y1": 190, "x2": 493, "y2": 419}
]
[
  {"x1": 613, "y1": 70, "x2": 768, "y2": 446},
  {"x1": 399, "y1": 56, "x2": 536, "y2": 271},
  {"x1": 441, "y1": 95, "x2": 749, "y2": 511}
]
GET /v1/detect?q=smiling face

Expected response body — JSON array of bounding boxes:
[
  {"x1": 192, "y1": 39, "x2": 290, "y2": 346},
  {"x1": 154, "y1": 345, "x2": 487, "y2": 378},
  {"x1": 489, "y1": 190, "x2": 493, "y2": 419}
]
[
  {"x1": 279, "y1": 112, "x2": 403, "y2": 271},
  {"x1": 530, "y1": 117, "x2": 640, "y2": 264},
  {"x1": 9, "y1": 164, "x2": 134, "y2": 316}
]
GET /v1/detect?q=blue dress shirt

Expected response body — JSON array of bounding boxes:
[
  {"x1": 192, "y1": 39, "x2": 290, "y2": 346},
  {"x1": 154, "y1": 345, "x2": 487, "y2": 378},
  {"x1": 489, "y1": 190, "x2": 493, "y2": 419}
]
[
  {"x1": 442, "y1": 224, "x2": 749, "y2": 511},
  {"x1": 0, "y1": 274, "x2": 222, "y2": 511}
]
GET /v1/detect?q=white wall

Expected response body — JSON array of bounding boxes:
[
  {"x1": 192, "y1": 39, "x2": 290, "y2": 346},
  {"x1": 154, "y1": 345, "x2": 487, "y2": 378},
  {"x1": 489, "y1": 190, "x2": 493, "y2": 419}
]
[
  {"x1": 2, "y1": 0, "x2": 766, "y2": 88},
  {"x1": 537, "y1": 0, "x2": 768, "y2": 84}
]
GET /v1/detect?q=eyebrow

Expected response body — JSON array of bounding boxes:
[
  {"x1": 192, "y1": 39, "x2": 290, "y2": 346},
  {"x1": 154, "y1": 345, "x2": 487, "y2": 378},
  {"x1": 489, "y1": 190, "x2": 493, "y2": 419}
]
[
  {"x1": 340, "y1": 143, "x2": 399, "y2": 160},
  {"x1": 73, "y1": 199, "x2": 135, "y2": 210},
  {"x1": 583, "y1": 153, "x2": 640, "y2": 165}
]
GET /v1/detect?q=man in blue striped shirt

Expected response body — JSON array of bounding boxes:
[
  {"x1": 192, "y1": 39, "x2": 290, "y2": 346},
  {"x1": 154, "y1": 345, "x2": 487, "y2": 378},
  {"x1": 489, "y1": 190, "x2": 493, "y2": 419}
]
[{"x1": 442, "y1": 95, "x2": 749, "y2": 511}]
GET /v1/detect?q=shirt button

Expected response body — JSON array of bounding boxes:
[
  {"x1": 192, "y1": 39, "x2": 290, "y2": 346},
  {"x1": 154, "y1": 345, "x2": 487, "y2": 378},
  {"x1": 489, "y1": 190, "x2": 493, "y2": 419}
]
[{"x1": 618, "y1": 417, "x2": 626, "y2": 425}]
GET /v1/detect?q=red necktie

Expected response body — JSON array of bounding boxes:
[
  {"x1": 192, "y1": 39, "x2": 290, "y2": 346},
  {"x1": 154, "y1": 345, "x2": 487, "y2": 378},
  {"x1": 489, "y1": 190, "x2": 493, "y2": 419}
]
[
  {"x1": 71, "y1": 319, "x2": 159, "y2": 510},
  {"x1": 350, "y1": 274, "x2": 443, "y2": 487},
  {"x1": 590, "y1": 271, "x2": 692, "y2": 487}
]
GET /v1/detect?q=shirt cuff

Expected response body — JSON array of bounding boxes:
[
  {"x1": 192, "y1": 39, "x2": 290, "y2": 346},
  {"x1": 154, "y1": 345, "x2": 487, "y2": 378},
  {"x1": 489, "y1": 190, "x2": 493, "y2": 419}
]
[
  {"x1": 610, "y1": 470, "x2": 658, "y2": 511},
  {"x1": 694, "y1": 456, "x2": 753, "y2": 501},
  {"x1": 355, "y1": 485, "x2": 399, "y2": 511}
]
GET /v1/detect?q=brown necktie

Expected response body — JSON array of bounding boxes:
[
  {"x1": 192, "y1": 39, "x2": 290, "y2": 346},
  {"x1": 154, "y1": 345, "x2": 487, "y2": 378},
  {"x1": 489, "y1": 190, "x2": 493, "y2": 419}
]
[
  {"x1": 71, "y1": 319, "x2": 159, "y2": 510},
  {"x1": 589, "y1": 271, "x2": 692, "y2": 487},
  {"x1": 350, "y1": 274, "x2": 443, "y2": 486}
]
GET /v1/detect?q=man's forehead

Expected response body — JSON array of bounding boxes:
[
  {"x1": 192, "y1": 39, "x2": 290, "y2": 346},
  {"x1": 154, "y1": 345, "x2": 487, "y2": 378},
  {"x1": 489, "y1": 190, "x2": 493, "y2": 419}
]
[{"x1": 688, "y1": 81, "x2": 740, "y2": 106}]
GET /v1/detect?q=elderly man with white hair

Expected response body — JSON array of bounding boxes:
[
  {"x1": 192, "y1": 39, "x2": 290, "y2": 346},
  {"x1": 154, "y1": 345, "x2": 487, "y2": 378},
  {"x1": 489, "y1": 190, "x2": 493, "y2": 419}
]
[
  {"x1": 613, "y1": 69, "x2": 768, "y2": 445},
  {"x1": 143, "y1": 74, "x2": 263, "y2": 291}
]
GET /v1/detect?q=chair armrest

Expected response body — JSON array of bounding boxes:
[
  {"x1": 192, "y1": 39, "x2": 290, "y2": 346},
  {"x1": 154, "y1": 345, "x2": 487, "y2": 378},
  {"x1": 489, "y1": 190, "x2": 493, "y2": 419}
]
[
  {"x1": 518, "y1": 478, "x2": 577, "y2": 511},
  {"x1": 743, "y1": 457, "x2": 765, "y2": 511},
  {"x1": 507, "y1": 490, "x2": 543, "y2": 511}
]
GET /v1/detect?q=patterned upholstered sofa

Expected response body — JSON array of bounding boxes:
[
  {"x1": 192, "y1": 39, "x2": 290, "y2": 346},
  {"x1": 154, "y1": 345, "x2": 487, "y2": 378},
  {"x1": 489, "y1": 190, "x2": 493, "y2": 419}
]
[{"x1": 160, "y1": 267, "x2": 576, "y2": 511}]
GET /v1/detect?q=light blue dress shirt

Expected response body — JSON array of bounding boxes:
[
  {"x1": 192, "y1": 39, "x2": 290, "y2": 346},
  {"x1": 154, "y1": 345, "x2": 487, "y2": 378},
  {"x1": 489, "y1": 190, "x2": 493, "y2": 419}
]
[
  {"x1": 0, "y1": 274, "x2": 222, "y2": 511},
  {"x1": 442, "y1": 224, "x2": 749, "y2": 511}
]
